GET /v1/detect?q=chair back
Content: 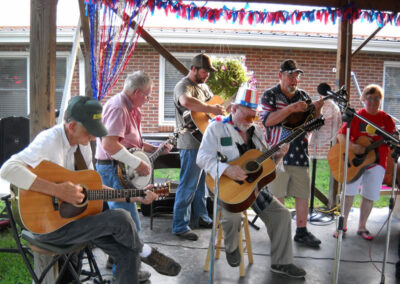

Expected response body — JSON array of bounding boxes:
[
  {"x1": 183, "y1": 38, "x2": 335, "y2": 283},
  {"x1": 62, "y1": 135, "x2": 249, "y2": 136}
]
[{"x1": 9, "y1": 184, "x2": 26, "y2": 229}]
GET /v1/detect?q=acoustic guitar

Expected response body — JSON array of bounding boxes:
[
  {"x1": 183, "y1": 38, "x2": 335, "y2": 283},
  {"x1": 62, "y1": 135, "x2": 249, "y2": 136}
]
[
  {"x1": 183, "y1": 95, "x2": 224, "y2": 142},
  {"x1": 328, "y1": 135, "x2": 384, "y2": 183},
  {"x1": 206, "y1": 117, "x2": 325, "y2": 213},
  {"x1": 17, "y1": 160, "x2": 169, "y2": 234}
]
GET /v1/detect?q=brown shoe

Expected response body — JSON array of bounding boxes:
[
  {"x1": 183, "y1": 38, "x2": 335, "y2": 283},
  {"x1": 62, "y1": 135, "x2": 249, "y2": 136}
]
[
  {"x1": 141, "y1": 248, "x2": 181, "y2": 276},
  {"x1": 138, "y1": 270, "x2": 151, "y2": 282},
  {"x1": 198, "y1": 218, "x2": 213, "y2": 229}
]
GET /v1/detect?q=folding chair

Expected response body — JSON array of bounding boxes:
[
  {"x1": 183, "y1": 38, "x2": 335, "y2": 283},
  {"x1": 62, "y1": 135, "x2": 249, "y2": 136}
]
[{"x1": 1, "y1": 194, "x2": 105, "y2": 284}]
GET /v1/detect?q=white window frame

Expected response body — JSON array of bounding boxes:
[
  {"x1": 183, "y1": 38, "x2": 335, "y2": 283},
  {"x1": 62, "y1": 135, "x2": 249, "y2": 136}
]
[
  {"x1": 158, "y1": 52, "x2": 196, "y2": 126},
  {"x1": 0, "y1": 51, "x2": 77, "y2": 116},
  {"x1": 382, "y1": 61, "x2": 400, "y2": 125},
  {"x1": 158, "y1": 52, "x2": 245, "y2": 126},
  {"x1": 0, "y1": 51, "x2": 30, "y2": 115}
]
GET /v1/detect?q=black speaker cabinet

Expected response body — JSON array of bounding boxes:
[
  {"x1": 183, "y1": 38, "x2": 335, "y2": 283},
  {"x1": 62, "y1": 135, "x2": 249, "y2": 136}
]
[{"x1": 0, "y1": 116, "x2": 30, "y2": 166}]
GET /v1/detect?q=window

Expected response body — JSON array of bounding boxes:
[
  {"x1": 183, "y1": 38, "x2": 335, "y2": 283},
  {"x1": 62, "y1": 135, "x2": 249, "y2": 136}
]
[
  {"x1": 383, "y1": 62, "x2": 400, "y2": 126},
  {"x1": 159, "y1": 54, "x2": 193, "y2": 126},
  {"x1": 158, "y1": 53, "x2": 243, "y2": 126},
  {"x1": 0, "y1": 57, "x2": 28, "y2": 118},
  {"x1": 0, "y1": 53, "x2": 68, "y2": 119}
]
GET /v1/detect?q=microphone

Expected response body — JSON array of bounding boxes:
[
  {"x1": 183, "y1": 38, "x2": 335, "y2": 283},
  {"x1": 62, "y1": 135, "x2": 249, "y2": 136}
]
[
  {"x1": 217, "y1": 151, "x2": 228, "y2": 162},
  {"x1": 317, "y1": 83, "x2": 345, "y2": 98}
]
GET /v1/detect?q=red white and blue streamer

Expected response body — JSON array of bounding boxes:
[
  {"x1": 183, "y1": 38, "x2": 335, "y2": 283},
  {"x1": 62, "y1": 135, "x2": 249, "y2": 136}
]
[
  {"x1": 147, "y1": 0, "x2": 400, "y2": 27},
  {"x1": 85, "y1": 0, "x2": 148, "y2": 101}
]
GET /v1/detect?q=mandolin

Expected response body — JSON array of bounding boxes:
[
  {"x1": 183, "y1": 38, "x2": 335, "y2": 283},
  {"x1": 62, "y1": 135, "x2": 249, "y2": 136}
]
[{"x1": 282, "y1": 96, "x2": 332, "y2": 130}]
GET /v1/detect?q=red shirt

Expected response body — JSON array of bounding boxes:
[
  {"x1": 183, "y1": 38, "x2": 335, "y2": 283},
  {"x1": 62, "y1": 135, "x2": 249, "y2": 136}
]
[{"x1": 339, "y1": 109, "x2": 395, "y2": 169}]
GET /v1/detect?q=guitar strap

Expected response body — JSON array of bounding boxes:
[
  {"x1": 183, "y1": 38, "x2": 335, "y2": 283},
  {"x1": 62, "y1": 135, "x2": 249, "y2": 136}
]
[{"x1": 74, "y1": 146, "x2": 88, "y2": 170}]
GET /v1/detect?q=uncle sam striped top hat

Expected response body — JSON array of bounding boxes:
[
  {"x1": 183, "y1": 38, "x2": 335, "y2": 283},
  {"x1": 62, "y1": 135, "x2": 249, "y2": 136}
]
[{"x1": 233, "y1": 84, "x2": 259, "y2": 110}]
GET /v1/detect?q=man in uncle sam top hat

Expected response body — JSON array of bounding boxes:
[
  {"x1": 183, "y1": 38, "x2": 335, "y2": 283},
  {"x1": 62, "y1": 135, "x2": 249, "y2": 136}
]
[{"x1": 196, "y1": 85, "x2": 306, "y2": 278}]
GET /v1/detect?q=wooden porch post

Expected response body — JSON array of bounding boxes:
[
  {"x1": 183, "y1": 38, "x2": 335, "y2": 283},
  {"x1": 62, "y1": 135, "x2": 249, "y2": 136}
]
[
  {"x1": 78, "y1": 0, "x2": 94, "y2": 98},
  {"x1": 29, "y1": 0, "x2": 57, "y2": 139}
]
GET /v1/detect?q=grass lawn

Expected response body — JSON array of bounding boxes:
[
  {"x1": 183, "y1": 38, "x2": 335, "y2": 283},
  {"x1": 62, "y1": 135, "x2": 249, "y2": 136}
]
[
  {"x1": 154, "y1": 160, "x2": 391, "y2": 209},
  {"x1": 0, "y1": 226, "x2": 32, "y2": 283},
  {"x1": 0, "y1": 159, "x2": 391, "y2": 282}
]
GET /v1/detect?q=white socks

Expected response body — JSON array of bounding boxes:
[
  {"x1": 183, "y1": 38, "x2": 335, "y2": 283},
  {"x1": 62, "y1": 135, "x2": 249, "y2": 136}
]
[{"x1": 140, "y1": 244, "x2": 152, "y2": 258}]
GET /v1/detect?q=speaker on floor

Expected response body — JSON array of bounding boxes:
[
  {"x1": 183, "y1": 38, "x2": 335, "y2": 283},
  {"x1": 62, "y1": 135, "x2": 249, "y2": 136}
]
[{"x1": 0, "y1": 116, "x2": 30, "y2": 166}]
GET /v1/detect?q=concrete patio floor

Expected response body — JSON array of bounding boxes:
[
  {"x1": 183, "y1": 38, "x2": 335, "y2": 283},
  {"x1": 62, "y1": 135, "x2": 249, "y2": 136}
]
[{"x1": 85, "y1": 206, "x2": 400, "y2": 284}]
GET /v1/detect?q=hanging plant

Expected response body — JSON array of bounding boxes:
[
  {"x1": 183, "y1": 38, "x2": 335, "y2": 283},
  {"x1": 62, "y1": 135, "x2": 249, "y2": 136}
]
[{"x1": 207, "y1": 57, "x2": 255, "y2": 100}]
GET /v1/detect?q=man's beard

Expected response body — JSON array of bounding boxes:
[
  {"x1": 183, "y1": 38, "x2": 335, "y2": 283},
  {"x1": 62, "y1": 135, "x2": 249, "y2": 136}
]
[
  {"x1": 195, "y1": 73, "x2": 206, "y2": 84},
  {"x1": 287, "y1": 85, "x2": 297, "y2": 94},
  {"x1": 236, "y1": 122, "x2": 252, "y2": 133}
]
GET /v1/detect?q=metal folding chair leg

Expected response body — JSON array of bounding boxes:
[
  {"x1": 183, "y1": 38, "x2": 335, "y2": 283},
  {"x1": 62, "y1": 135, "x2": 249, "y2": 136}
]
[{"x1": 1, "y1": 194, "x2": 106, "y2": 284}]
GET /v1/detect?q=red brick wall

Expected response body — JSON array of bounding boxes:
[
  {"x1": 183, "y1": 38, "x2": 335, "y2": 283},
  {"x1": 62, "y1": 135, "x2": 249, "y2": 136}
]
[
  {"x1": 108, "y1": 44, "x2": 400, "y2": 157},
  {"x1": 3, "y1": 43, "x2": 399, "y2": 157}
]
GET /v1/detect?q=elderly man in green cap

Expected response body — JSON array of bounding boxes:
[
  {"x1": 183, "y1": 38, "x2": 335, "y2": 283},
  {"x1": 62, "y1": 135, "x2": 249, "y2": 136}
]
[{"x1": 0, "y1": 96, "x2": 180, "y2": 284}]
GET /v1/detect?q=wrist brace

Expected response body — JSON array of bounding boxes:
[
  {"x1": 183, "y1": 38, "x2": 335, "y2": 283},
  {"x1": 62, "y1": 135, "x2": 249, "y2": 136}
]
[{"x1": 111, "y1": 147, "x2": 141, "y2": 169}]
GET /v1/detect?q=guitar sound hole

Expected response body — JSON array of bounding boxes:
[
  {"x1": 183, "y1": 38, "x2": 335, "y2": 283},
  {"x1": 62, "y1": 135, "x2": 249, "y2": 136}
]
[{"x1": 245, "y1": 161, "x2": 259, "y2": 172}]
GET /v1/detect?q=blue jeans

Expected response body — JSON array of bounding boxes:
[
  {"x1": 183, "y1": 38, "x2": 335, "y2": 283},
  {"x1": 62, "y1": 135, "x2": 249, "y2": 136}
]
[
  {"x1": 96, "y1": 163, "x2": 141, "y2": 233},
  {"x1": 172, "y1": 149, "x2": 212, "y2": 234}
]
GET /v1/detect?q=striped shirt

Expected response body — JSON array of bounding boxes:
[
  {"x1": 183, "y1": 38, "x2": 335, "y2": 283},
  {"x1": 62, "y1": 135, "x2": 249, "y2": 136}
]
[{"x1": 260, "y1": 84, "x2": 311, "y2": 167}]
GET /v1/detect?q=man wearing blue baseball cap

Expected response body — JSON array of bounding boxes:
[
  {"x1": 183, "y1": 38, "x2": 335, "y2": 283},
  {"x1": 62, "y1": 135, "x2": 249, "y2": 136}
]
[
  {"x1": 0, "y1": 96, "x2": 177, "y2": 283},
  {"x1": 196, "y1": 86, "x2": 306, "y2": 278}
]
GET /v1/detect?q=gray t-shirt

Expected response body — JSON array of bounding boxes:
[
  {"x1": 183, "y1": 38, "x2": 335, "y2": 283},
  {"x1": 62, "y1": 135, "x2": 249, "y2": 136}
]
[{"x1": 174, "y1": 76, "x2": 213, "y2": 149}]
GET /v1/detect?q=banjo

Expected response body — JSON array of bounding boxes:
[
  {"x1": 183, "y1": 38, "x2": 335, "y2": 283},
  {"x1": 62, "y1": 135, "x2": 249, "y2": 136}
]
[{"x1": 118, "y1": 133, "x2": 178, "y2": 189}]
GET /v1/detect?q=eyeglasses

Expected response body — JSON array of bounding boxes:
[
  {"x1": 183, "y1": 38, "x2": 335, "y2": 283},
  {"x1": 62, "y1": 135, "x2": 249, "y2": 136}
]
[
  {"x1": 138, "y1": 88, "x2": 151, "y2": 98},
  {"x1": 284, "y1": 72, "x2": 302, "y2": 81},
  {"x1": 365, "y1": 97, "x2": 380, "y2": 102}
]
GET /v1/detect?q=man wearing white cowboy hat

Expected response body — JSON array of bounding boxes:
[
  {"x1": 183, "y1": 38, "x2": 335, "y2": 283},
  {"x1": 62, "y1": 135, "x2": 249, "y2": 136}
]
[{"x1": 196, "y1": 86, "x2": 306, "y2": 278}]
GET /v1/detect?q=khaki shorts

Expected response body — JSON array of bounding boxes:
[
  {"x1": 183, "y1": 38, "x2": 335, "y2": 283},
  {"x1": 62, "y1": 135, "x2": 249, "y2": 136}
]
[{"x1": 268, "y1": 165, "x2": 311, "y2": 199}]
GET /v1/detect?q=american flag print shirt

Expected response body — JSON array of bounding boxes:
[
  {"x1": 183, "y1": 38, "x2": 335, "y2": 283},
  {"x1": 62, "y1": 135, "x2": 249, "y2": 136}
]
[{"x1": 260, "y1": 84, "x2": 311, "y2": 167}]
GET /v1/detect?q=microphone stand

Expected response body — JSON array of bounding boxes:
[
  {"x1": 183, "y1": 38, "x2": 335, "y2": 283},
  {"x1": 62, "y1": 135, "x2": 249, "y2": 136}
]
[
  {"x1": 333, "y1": 105, "x2": 353, "y2": 284},
  {"x1": 380, "y1": 145, "x2": 400, "y2": 284},
  {"x1": 328, "y1": 89, "x2": 400, "y2": 284},
  {"x1": 208, "y1": 152, "x2": 225, "y2": 284}
]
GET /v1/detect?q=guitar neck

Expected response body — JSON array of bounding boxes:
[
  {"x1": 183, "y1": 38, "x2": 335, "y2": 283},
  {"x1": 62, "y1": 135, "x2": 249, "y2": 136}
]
[
  {"x1": 256, "y1": 128, "x2": 306, "y2": 164},
  {"x1": 364, "y1": 138, "x2": 384, "y2": 153},
  {"x1": 149, "y1": 146, "x2": 164, "y2": 163},
  {"x1": 87, "y1": 188, "x2": 146, "y2": 201}
]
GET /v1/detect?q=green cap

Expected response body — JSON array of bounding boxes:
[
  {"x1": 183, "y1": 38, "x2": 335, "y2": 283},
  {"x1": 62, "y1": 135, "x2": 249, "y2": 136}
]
[{"x1": 66, "y1": 96, "x2": 108, "y2": 137}]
